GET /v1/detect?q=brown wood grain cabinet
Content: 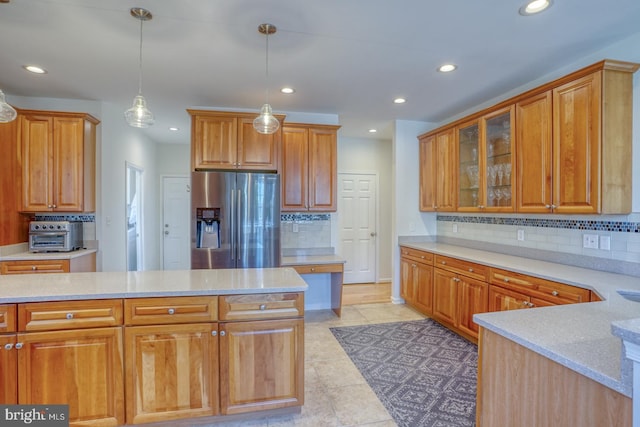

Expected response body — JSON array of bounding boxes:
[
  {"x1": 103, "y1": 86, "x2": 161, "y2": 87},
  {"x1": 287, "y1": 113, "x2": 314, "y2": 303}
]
[
  {"x1": 419, "y1": 128, "x2": 456, "y2": 211},
  {"x1": 188, "y1": 110, "x2": 285, "y2": 171},
  {"x1": 281, "y1": 124, "x2": 340, "y2": 212},
  {"x1": 20, "y1": 111, "x2": 98, "y2": 213},
  {"x1": 0, "y1": 253, "x2": 96, "y2": 274},
  {"x1": 400, "y1": 248, "x2": 433, "y2": 314}
]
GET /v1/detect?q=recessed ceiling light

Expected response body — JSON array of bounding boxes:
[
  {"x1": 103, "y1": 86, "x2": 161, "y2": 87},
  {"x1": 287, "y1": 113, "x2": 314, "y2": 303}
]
[
  {"x1": 280, "y1": 87, "x2": 295, "y2": 94},
  {"x1": 519, "y1": 0, "x2": 552, "y2": 15},
  {"x1": 393, "y1": 97, "x2": 406, "y2": 104},
  {"x1": 23, "y1": 65, "x2": 47, "y2": 74},
  {"x1": 169, "y1": 127, "x2": 179, "y2": 131},
  {"x1": 368, "y1": 129, "x2": 377, "y2": 133},
  {"x1": 438, "y1": 64, "x2": 457, "y2": 73}
]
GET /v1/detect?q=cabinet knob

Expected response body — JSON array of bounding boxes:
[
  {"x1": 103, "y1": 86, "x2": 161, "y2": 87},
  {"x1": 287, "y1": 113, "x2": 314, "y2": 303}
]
[
  {"x1": 259, "y1": 304, "x2": 267, "y2": 311},
  {"x1": 220, "y1": 331, "x2": 226, "y2": 337},
  {"x1": 420, "y1": 255, "x2": 425, "y2": 259},
  {"x1": 168, "y1": 308, "x2": 175, "y2": 315},
  {"x1": 503, "y1": 277, "x2": 510, "y2": 283},
  {"x1": 551, "y1": 204, "x2": 557, "y2": 209},
  {"x1": 441, "y1": 261, "x2": 446, "y2": 265},
  {"x1": 310, "y1": 267, "x2": 315, "y2": 272},
  {"x1": 551, "y1": 290, "x2": 559, "y2": 296},
  {"x1": 66, "y1": 313, "x2": 74, "y2": 320},
  {"x1": 211, "y1": 331, "x2": 217, "y2": 337},
  {"x1": 479, "y1": 205, "x2": 485, "y2": 209},
  {"x1": 411, "y1": 264, "x2": 417, "y2": 268},
  {"x1": 545, "y1": 204, "x2": 552, "y2": 209},
  {"x1": 32, "y1": 266, "x2": 37, "y2": 271},
  {"x1": 15, "y1": 343, "x2": 23, "y2": 350},
  {"x1": 4, "y1": 343, "x2": 13, "y2": 350},
  {"x1": 528, "y1": 302, "x2": 535, "y2": 308},
  {"x1": 468, "y1": 268, "x2": 473, "y2": 272}
]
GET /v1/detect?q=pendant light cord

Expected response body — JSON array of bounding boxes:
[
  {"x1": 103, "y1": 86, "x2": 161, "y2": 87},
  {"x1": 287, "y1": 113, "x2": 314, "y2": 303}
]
[
  {"x1": 264, "y1": 25, "x2": 270, "y2": 105},
  {"x1": 137, "y1": 17, "x2": 144, "y2": 95}
]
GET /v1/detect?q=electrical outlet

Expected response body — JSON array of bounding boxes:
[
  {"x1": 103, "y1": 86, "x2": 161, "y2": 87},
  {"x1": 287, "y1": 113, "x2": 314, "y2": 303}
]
[
  {"x1": 292, "y1": 223, "x2": 299, "y2": 233},
  {"x1": 600, "y1": 235, "x2": 611, "y2": 251},
  {"x1": 453, "y1": 224, "x2": 458, "y2": 233},
  {"x1": 517, "y1": 229, "x2": 524, "y2": 241},
  {"x1": 583, "y1": 234, "x2": 599, "y2": 249}
]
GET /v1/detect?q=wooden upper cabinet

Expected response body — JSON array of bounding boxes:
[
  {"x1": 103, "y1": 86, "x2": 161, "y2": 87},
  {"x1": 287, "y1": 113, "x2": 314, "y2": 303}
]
[
  {"x1": 281, "y1": 123, "x2": 340, "y2": 212},
  {"x1": 20, "y1": 111, "x2": 97, "y2": 213},
  {"x1": 516, "y1": 91, "x2": 553, "y2": 212},
  {"x1": 419, "y1": 127, "x2": 455, "y2": 211},
  {"x1": 189, "y1": 110, "x2": 284, "y2": 171}
]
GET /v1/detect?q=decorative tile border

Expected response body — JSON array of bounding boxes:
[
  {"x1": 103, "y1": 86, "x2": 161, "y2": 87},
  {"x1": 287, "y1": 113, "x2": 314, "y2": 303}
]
[
  {"x1": 437, "y1": 215, "x2": 640, "y2": 233},
  {"x1": 35, "y1": 214, "x2": 96, "y2": 222},
  {"x1": 281, "y1": 213, "x2": 330, "y2": 222}
]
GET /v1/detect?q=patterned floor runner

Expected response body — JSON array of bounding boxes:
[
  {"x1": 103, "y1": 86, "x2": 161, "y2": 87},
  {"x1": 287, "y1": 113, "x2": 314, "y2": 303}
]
[{"x1": 330, "y1": 318, "x2": 477, "y2": 427}]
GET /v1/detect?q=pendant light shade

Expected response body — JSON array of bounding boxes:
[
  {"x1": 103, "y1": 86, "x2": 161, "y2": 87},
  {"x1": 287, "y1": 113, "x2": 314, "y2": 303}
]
[
  {"x1": 253, "y1": 23, "x2": 279, "y2": 135},
  {"x1": 0, "y1": 89, "x2": 17, "y2": 123},
  {"x1": 124, "y1": 8, "x2": 154, "y2": 128}
]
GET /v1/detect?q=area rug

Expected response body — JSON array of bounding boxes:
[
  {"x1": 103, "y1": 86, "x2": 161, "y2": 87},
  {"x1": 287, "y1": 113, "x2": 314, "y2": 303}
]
[{"x1": 330, "y1": 319, "x2": 477, "y2": 427}]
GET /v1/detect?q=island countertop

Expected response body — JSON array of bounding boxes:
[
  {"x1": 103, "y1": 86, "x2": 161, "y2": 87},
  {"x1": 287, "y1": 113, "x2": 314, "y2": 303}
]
[
  {"x1": 0, "y1": 267, "x2": 308, "y2": 303},
  {"x1": 400, "y1": 241, "x2": 640, "y2": 397}
]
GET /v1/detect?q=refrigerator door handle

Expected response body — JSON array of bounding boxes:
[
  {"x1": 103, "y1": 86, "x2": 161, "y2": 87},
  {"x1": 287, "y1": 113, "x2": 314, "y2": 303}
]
[
  {"x1": 236, "y1": 188, "x2": 242, "y2": 263},
  {"x1": 230, "y1": 186, "x2": 236, "y2": 261}
]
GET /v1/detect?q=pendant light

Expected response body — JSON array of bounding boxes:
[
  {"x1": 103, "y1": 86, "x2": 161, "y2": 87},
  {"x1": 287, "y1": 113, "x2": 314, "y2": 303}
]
[
  {"x1": 124, "y1": 8, "x2": 154, "y2": 128},
  {"x1": 253, "y1": 23, "x2": 280, "y2": 135},
  {"x1": 0, "y1": 89, "x2": 17, "y2": 123}
]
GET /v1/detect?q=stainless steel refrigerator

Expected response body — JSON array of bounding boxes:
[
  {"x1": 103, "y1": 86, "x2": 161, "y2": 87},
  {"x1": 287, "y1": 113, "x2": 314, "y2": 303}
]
[{"x1": 191, "y1": 171, "x2": 281, "y2": 269}]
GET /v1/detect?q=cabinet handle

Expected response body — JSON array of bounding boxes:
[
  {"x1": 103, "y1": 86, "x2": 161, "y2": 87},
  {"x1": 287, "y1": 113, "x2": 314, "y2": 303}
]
[
  {"x1": 168, "y1": 308, "x2": 175, "y2": 315},
  {"x1": 551, "y1": 290, "x2": 559, "y2": 296},
  {"x1": 220, "y1": 331, "x2": 226, "y2": 337},
  {"x1": 545, "y1": 204, "x2": 552, "y2": 209},
  {"x1": 453, "y1": 277, "x2": 460, "y2": 282},
  {"x1": 411, "y1": 264, "x2": 417, "y2": 268},
  {"x1": 259, "y1": 304, "x2": 267, "y2": 310},
  {"x1": 420, "y1": 255, "x2": 425, "y2": 259},
  {"x1": 468, "y1": 268, "x2": 474, "y2": 272},
  {"x1": 66, "y1": 313, "x2": 74, "y2": 320},
  {"x1": 503, "y1": 277, "x2": 510, "y2": 283},
  {"x1": 528, "y1": 302, "x2": 535, "y2": 308},
  {"x1": 4, "y1": 343, "x2": 13, "y2": 350},
  {"x1": 441, "y1": 261, "x2": 446, "y2": 265},
  {"x1": 479, "y1": 205, "x2": 485, "y2": 209},
  {"x1": 551, "y1": 204, "x2": 557, "y2": 209},
  {"x1": 32, "y1": 266, "x2": 37, "y2": 271},
  {"x1": 15, "y1": 343, "x2": 23, "y2": 350},
  {"x1": 211, "y1": 331, "x2": 217, "y2": 337},
  {"x1": 310, "y1": 267, "x2": 315, "y2": 272},
  {"x1": 520, "y1": 301, "x2": 528, "y2": 308}
]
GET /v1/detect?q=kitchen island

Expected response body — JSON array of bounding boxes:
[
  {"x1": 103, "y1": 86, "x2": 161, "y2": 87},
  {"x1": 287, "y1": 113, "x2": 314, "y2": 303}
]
[
  {"x1": 400, "y1": 241, "x2": 638, "y2": 426},
  {"x1": 0, "y1": 267, "x2": 308, "y2": 426}
]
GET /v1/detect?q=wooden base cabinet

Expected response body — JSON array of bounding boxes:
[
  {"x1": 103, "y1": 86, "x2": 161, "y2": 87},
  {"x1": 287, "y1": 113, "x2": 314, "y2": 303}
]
[
  {"x1": 219, "y1": 318, "x2": 304, "y2": 415},
  {"x1": 124, "y1": 324, "x2": 219, "y2": 424},
  {"x1": 0, "y1": 334, "x2": 17, "y2": 404},
  {"x1": 400, "y1": 247, "x2": 433, "y2": 314}
]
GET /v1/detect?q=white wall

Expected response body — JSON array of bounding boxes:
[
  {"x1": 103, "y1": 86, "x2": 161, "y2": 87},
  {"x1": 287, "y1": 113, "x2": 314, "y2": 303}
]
[{"x1": 337, "y1": 136, "x2": 393, "y2": 281}]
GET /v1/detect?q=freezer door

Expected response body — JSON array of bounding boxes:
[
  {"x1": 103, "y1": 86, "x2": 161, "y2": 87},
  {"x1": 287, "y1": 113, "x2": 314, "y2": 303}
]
[
  {"x1": 191, "y1": 171, "x2": 236, "y2": 269},
  {"x1": 236, "y1": 173, "x2": 281, "y2": 268}
]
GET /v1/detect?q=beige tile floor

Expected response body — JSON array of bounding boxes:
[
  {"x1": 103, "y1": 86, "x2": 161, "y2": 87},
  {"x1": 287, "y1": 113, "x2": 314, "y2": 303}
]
[{"x1": 211, "y1": 302, "x2": 427, "y2": 427}]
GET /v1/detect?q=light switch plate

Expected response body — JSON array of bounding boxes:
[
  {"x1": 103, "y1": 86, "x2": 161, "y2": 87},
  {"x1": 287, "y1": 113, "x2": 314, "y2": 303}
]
[
  {"x1": 453, "y1": 224, "x2": 458, "y2": 233},
  {"x1": 517, "y1": 229, "x2": 524, "y2": 241},
  {"x1": 600, "y1": 235, "x2": 611, "y2": 251}
]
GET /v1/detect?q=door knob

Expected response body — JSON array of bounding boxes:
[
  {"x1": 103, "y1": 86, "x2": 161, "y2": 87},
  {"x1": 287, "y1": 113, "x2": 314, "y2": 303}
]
[
  {"x1": 164, "y1": 231, "x2": 169, "y2": 235},
  {"x1": 370, "y1": 232, "x2": 377, "y2": 237}
]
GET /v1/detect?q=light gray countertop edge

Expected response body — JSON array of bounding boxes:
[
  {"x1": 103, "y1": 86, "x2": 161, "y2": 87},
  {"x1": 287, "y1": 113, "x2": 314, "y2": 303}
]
[
  {"x1": 400, "y1": 241, "x2": 640, "y2": 397},
  {"x1": 0, "y1": 248, "x2": 97, "y2": 260}
]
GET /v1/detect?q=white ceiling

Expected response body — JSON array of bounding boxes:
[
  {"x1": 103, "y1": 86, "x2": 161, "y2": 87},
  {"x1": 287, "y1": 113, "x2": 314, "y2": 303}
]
[{"x1": 1, "y1": 0, "x2": 640, "y2": 144}]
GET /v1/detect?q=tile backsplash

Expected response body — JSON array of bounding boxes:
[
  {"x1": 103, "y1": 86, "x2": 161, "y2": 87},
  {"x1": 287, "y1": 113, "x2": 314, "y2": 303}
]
[{"x1": 281, "y1": 214, "x2": 331, "y2": 249}]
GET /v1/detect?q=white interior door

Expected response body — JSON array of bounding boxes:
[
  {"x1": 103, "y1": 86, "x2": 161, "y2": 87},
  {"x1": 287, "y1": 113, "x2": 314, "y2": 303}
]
[
  {"x1": 338, "y1": 173, "x2": 377, "y2": 284},
  {"x1": 162, "y1": 176, "x2": 191, "y2": 270}
]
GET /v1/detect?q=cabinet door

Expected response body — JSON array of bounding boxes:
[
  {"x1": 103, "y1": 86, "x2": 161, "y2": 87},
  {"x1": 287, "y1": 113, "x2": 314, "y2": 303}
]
[
  {"x1": 125, "y1": 323, "x2": 219, "y2": 424},
  {"x1": 237, "y1": 118, "x2": 280, "y2": 170},
  {"x1": 0, "y1": 334, "x2": 17, "y2": 404},
  {"x1": 516, "y1": 91, "x2": 553, "y2": 213},
  {"x1": 281, "y1": 126, "x2": 308, "y2": 211},
  {"x1": 18, "y1": 327, "x2": 124, "y2": 426},
  {"x1": 457, "y1": 276, "x2": 488, "y2": 339},
  {"x1": 400, "y1": 257, "x2": 415, "y2": 303},
  {"x1": 0, "y1": 260, "x2": 70, "y2": 274},
  {"x1": 21, "y1": 115, "x2": 53, "y2": 211},
  {"x1": 53, "y1": 117, "x2": 85, "y2": 212},
  {"x1": 553, "y1": 72, "x2": 601, "y2": 214},
  {"x1": 436, "y1": 128, "x2": 456, "y2": 211},
  {"x1": 192, "y1": 115, "x2": 237, "y2": 170},
  {"x1": 488, "y1": 285, "x2": 531, "y2": 312},
  {"x1": 220, "y1": 318, "x2": 304, "y2": 415},
  {"x1": 419, "y1": 134, "x2": 436, "y2": 211},
  {"x1": 432, "y1": 269, "x2": 457, "y2": 326},
  {"x1": 457, "y1": 120, "x2": 481, "y2": 211},
  {"x1": 413, "y1": 262, "x2": 433, "y2": 315},
  {"x1": 308, "y1": 127, "x2": 337, "y2": 211},
  {"x1": 482, "y1": 106, "x2": 515, "y2": 212}
]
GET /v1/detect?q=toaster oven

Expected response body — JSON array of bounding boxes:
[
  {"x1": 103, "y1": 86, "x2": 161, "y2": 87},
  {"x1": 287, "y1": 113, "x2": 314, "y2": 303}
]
[{"x1": 29, "y1": 221, "x2": 84, "y2": 252}]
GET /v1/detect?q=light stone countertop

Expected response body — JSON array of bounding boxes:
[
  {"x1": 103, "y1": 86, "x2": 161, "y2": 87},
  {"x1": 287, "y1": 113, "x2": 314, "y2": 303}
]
[
  {"x1": 0, "y1": 268, "x2": 308, "y2": 303},
  {"x1": 400, "y1": 241, "x2": 640, "y2": 397},
  {"x1": 281, "y1": 254, "x2": 346, "y2": 266},
  {"x1": 0, "y1": 248, "x2": 97, "y2": 261}
]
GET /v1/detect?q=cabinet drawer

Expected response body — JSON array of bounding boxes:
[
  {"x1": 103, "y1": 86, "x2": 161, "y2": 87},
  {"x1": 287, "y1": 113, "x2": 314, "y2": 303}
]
[
  {"x1": 292, "y1": 263, "x2": 343, "y2": 274},
  {"x1": 18, "y1": 299, "x2": 123, "y2": 331},
  {"x1": 124, "y1": 296, "x2": 218, "y2": 325},
  {"x1": 489, "y1": 268, "x2": 590, "y2": 304},
  {"x1": 0, "y1": 304, "x2": 16, "y2": 333},
  {"x1": 434, "y1": 255, "x2": 488, "y2": 281},
  {"x1": 219, "y1": 293, "x2": 304, "y2": 321},
  {"x1": 1, "y1": 260, "x2": 70, "y2": 274},
  {"x1": 400, "y1": 247, "x2": 433, "y2": 265}
]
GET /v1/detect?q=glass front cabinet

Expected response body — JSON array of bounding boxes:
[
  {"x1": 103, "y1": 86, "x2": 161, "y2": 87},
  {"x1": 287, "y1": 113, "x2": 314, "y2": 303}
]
[{"x1": 457, "y1": 105, "x2": 515, "y2": 212}]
